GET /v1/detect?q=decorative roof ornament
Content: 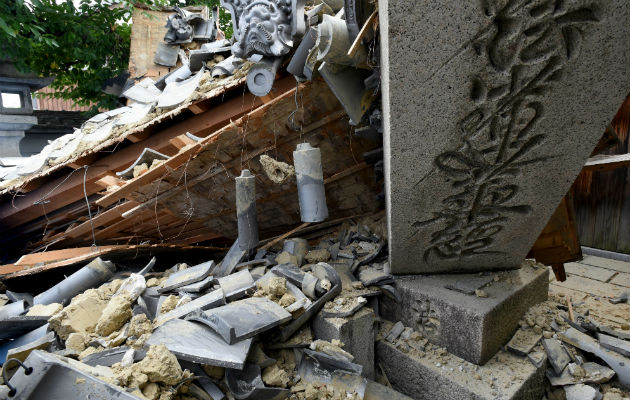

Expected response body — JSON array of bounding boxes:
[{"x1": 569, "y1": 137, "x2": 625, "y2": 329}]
[{"x1": 221, "y1": 0, "x2": 306, "y2": 59}]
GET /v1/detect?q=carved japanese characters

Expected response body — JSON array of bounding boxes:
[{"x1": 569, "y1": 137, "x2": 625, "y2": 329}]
[
  {"x1": 412, "y1": 0, "x2": 598, "y2": 263},
  {"x1": 383, "y1": 0, "x2": 630, "y2": 273}
]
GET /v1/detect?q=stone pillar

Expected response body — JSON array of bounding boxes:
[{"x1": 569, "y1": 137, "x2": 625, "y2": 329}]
[
  {"x1": 0, "y1": 130, "x2": 26, "y2": 157},
  {"x1": 379, "y1": 0, "x2": 630, "y2": 274}
]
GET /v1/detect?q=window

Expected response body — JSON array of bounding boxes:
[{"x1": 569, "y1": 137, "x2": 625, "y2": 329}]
[
  {"x1": 0, "y1": 84, "x2": 32, "y2": 114},
  {"x1": 1, "y1": 92, "x2": 22, "y2": 109}
]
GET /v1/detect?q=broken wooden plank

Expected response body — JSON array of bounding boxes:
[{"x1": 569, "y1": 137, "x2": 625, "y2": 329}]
[
  {"x1": 583, "y1": 153, "x2": 630, "y2": 172},
  {"x1": 65, "y1": 201, "x2": 138, "y2": 239}
]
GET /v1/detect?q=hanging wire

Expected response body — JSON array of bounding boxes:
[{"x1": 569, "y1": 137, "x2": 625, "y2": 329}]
[
  {"x1": 82, "y1": 165, "x2": 98, "y2": 249},
  {"x1": 287, "y1": 80, "x2": 304, "y2": 136}
]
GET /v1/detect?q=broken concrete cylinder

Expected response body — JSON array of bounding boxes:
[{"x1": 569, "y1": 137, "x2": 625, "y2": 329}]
[
  {"x1": 293, "y1": 143, "x2": 328, "y2": 223},
  {"x1": 236, "y1": 169, "x2": 259, "y2": 251},
  {"x1": 316, "y1": 15, "x2": 367, "y2": 67},
  {"x1": 247, "y1": 57, "x2": 283, "y2": 97},
  {"x1": 33, "y1": 258, "x2": 116, "y2": 306}
]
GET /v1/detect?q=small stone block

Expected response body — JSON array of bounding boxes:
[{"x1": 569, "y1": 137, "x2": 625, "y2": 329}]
[
  {"x1": 380, "y1": 262, "x2": 548, "y2": 364},
  {"x1": 507, "y1": 329, "x2": 542, "y2": 357},
  {"x1": 312, "y1": 307, "x2": 376, "y2": 379},
  {"x1": 376, "y1": 340, "x2": 545, "y2": 400}
]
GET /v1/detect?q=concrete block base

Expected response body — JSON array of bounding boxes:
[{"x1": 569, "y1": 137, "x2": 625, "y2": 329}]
[
  {"x1": 376, "y1": 338, "x2": 546, "y2": 400},
  {"x1": 312, "y1": 307, "x2": 376, "y2": 379},
  {"x1": 380, "y1": 261, "x2": 548, "y2": 364}
]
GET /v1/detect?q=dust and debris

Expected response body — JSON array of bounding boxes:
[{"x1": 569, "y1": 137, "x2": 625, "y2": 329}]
[
  {"x1": 26, "y1": 302, "x2": 63, "y2": 316},
  {"x1": 310, "y1": 339, "x2": 354, "y2": 361},
  {"x1": 49, "y1": 289, "x2": 109, "y2": 340},
  {"x1": 129, "y1": 313, "x2": 154, "y2": 338},
  {"x1": 263, "y1": 364, "x2": 291, "y2": 387},
  {"x1": 305, "y1": 249, "x2": 331, "y2": 264},
  {"x1": 66, "y1": 332, "x2": 87, "y2": 352},
  {"x1": 254, "y1": 276, "x2": 294, "y2": 307},
  {"x1": 160, "y1": 295, "x2": 179, "y2": 314},
  {"x1": 259, "y1": 154, "x2": 295, "y2": 184},
  {"x1": 475, "y1": 289, "x2": 488, "y2": 298},
  {"x1": 202, "y1": 365, "x2": 225, "y2": 380},
  {"x1": 276, "y1": 251, "x2": 299, "y2": 265},
  {"x1": 113, "y1": 344, "x2": 187, "y2": 394},
  {"x1": 146, "y1": 278, "x2": 161, "y2": 287},
  {"x1": 96, "y1": 293, "x2": 134, "y2": 336},
  {"x1": 133, "y1": 163, "x2": 149, "y2": 178},
  {"x1": 79, "y1": 345, "x2": 105, "y2": 360}
]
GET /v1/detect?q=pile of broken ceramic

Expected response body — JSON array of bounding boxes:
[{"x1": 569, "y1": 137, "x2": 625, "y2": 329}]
[
  {"x1": 154, "y1": 0, "x2": 380, "y2": 122},
  {"x1": 0, "y1": 221, "x2": 405, "y2": 400},
  {"x1": 503, "y1": 299, "x2": 630, "y2": 400}
]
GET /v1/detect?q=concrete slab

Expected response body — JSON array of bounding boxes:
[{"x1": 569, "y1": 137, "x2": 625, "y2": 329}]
[
  {"x1": 311, "y1": 307, "x2": 376, "y2": 379},
  {"x1": 380, "y1": 0, "x2": 630, "y2": 274},
  {"x1": 380, "y1": 261, "x2": 548, "y2": 364},
  {"x1": 551, "y1": 274, "x2": 625, "y2": 299},
  {"x1": 581, "y1": 256, "x2": 629, "y2": 273},
  {"x1": 564, "y1": 262, "x2": 617, "y2": 283},
  {"x1": 376, "y1": 337, "x2": 546, "y2": 400},
  {"x1": 610, "y1": 272, "x2": 630, "y2": 288}
]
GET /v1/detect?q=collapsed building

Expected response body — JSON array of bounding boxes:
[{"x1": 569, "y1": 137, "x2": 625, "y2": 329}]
[{"x1": 0, "y1": 0, "x2": 629, "y2": 399}]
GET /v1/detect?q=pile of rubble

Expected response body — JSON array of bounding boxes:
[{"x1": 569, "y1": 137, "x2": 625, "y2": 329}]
[
  {"x1": 507, "y1": 298, "x2": 630, "y2": 400},
  {"x1": 0, "y1": 218, "x2": 413, "y2": 399},
  {"x1": 1, "y1": 215, "x2": 629, "y2": 399}
]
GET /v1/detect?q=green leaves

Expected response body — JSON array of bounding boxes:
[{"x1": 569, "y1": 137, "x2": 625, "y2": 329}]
[
  {"x1": 0, "y1": 0, "x2": 233, "y2": 113},
  {"x1": 0, "y1": 17, "x2": 16, "y2": 37}
]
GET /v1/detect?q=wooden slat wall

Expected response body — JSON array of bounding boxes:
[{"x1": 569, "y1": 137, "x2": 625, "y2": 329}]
[{"x1": 573, "y1": 95, "x2": 630, "y2": 254}]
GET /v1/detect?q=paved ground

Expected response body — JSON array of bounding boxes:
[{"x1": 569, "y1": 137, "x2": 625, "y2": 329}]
[{"x1": 548, "y1": 255, "x2": 629, "y2": 328}]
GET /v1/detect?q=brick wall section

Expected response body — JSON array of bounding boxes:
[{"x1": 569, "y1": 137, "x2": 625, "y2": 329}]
[
  {"x1": 34, "y1": 87, "x2": 94, "y2": 112},
  {"x1": 128, "y1": 8, "x2": 178, "y2": 81}
]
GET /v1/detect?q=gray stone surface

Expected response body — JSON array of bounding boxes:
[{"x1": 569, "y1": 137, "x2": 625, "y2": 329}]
[
  {"x1": 312, "y1": 307, "x2": 376, "y2": 379},
  {"x1": 379, "y1": 261, "x2": 548, "y2": 364},
  {"x1": 376, "y1": 340, "x2": 546, "y2": 400},
  {"x1": 380, "y1": 0, "x2": 630, "y2": 274}
]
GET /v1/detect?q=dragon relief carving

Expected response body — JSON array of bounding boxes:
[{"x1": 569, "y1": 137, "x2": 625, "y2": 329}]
[
  {"x1": 221, "y1": 0, "x2": 305, "y2": 59},
  {"x1": 410, "y1": 0, "x2": 601, "y2": 262}
]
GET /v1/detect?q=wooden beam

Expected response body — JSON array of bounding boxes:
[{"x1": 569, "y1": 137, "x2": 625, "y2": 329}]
[
  {"x1": 14, "y1": 246, "x2": 115, "y2": 266},
  {"x1": 68, "y1": 153, "x2": 98, "y2": 169},
  {"x1": 0, "y1": 78, "x2": 295, "y2": 231},
  {"x1": 94, "y1": 173, "x2": 124, "y2": 189},
  {"x1": 260, "y1": 222, "x2": 310, "y2": 250},
  {"x1": 169, "y1": 134, "x2": 197, "y2": 149},
  {"x1": 583, "y1": 153, "x2": 630, "y2": 172},
  {"x1": 188, "y1": 101, "x2": 212, "y2": 115},
  {"x1": 127, "y1": 130, "x2": 152, "y2": 143},
  {"x1": 65, "y1": 201, "x2": 138, "y2": 239}
]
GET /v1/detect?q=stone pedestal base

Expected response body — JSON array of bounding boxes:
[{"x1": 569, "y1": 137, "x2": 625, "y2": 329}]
[
  {"x1": 380, "y1": 261, "x2": 548, "y2": 365},
  {"x1": 376, "y1": 339, "x2": 546, "y2": 400}
]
